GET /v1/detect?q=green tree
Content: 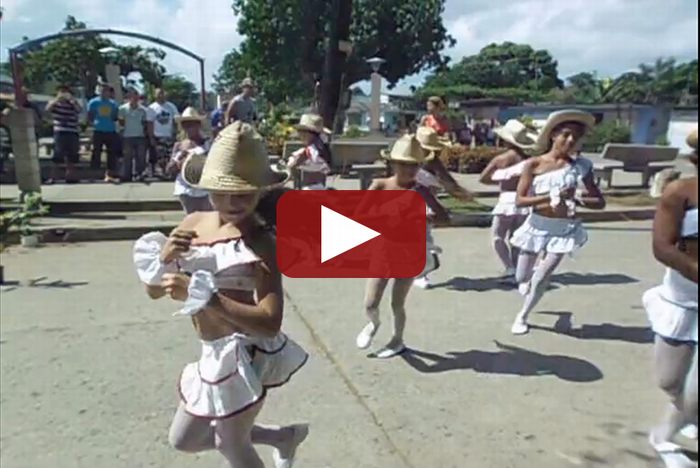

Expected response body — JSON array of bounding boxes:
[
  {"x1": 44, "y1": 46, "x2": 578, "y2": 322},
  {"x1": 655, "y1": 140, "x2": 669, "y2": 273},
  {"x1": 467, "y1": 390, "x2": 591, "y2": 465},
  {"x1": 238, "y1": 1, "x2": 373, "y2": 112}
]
[
  {"x1": 603, "y1": 58, "x2": 698, "y2": 105},
  {"x1": 215, "y1": 0, "x2": 454, "y2": 104},
  {"x1": 22, "y1": 16, "x2": 112, "y2": 94},
  {"x1": 158, "y1": 75, "x2": 197, "y2": 111},
  {"x1": 112, "y1": 46, "x2": 167, "y2": 89},
  {"x1": 20, "y1": 16, "x2": 167, "y2": 97},
  {"x1": 420, "y1": 42, "x2": 561, "y2": 102},
  {"x1": 564, "y1": 72, "x2": 603, "y2": 104}
]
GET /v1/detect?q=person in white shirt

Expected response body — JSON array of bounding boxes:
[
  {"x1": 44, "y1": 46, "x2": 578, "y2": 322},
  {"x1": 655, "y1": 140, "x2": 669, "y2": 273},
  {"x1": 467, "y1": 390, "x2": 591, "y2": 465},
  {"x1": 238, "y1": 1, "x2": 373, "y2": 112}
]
[{"x1": 149, "y1": 88, "x2": 180, "y2": 178}]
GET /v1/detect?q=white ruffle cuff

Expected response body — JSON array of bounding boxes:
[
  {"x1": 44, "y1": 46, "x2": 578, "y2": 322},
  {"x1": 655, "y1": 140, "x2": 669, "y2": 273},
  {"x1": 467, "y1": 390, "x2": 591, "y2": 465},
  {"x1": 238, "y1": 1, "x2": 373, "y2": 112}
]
[
  {"x1": 133, "y1": 232, "x2": 178, "y2": 286},
  {"x1": 175, "y1": 270, "x2": 219, "y2": 317}
]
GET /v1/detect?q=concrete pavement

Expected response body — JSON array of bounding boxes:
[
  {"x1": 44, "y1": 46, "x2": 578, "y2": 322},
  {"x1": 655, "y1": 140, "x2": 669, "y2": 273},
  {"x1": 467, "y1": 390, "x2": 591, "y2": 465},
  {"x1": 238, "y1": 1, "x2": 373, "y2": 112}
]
[{"x1": 0, "y1": 221, "x2": 696, "y2": 467}]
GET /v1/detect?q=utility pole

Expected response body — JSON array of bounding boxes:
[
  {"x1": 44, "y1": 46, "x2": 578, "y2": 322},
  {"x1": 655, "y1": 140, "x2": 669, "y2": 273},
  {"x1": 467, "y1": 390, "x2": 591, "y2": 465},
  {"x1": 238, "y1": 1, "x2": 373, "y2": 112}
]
[{"x1": 319, "y1": 0, "x2": 353, "y2": 132}]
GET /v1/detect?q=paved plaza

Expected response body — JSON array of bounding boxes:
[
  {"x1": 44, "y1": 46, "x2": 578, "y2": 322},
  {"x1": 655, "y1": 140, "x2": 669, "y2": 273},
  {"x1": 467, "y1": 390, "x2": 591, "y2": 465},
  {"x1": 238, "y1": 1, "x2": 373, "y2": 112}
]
[{"x1": 0, "y1": 221, "x2": 697, "y2": 467}]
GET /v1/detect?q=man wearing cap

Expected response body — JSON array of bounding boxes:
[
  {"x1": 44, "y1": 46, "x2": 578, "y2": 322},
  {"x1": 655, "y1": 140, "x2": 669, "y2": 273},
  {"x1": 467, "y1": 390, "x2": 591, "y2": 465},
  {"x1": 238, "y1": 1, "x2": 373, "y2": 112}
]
[{"x1": 224, "y1": 78, "x2": 258, "y2": 125}]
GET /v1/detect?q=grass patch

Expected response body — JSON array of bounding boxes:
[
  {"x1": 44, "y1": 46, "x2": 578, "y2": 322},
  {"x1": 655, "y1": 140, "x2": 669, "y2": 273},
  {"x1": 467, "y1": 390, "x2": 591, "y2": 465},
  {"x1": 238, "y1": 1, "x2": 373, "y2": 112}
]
[
  {"x1": 441, "y1": 197, "x2": 492, "y2": 213},
  {"x1": 606, "y1": 193, "x2": 658, "y2": 207}
]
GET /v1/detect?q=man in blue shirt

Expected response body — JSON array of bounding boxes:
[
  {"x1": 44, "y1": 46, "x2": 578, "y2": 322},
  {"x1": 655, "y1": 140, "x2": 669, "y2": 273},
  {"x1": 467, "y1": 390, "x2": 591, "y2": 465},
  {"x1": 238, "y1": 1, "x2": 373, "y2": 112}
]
[
  {"x1": 210, "y1": 100, "x2": 229, "y2": 138},
  {"x1": 88, "y1": 85, "x2": 120, "y2": 182}
]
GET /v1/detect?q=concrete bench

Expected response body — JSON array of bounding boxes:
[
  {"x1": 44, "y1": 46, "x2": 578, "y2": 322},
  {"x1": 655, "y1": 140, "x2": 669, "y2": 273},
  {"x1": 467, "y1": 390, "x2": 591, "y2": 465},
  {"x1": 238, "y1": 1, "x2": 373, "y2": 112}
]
[
  {"x1": 592, "y1": 144, "x2": 679, "y2": 188},
  {"x1": 283, "y1": 138, "x2": 391, "y2": 173},
  {"x1": 353, "y1": 163, "x2": 388, "y2": 190}
]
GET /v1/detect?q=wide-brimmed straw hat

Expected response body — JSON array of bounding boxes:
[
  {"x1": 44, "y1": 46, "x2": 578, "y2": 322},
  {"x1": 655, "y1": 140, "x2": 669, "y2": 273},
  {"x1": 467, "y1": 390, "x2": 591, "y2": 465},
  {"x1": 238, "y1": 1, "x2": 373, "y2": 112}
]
[
  {"x1": 534, "y1": 109, "x2": 596, "y2": 151},
  {"x1": 416, "y1": 126, "x2": 449, "y2": 153},
  {"x1": 494, "y1": 119, "x2": 537, "y2": 149},
  {"x1": 687, "y1": 128, "x2": 698, "y2": 151},
  {"x1": 295, "y1": 114, "x2": 331, "y2": 135},
  {"x1": 181, "y1": 121, "x2": 288, "y2": 192},
  {"x1": 176, "y1": 107, "x2": 205, "y2": 124},
  {"x1": 380, "y1": 134, "x2": 428, "y2": 165}
]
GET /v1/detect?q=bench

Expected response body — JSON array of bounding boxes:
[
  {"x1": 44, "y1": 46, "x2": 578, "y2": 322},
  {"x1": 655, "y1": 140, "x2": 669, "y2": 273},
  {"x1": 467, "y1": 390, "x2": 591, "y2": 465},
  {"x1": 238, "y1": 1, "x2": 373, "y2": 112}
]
[
  {"x1": 283, "y1": 138, "x2": 391, "y2": 173},
  {"x1": 354, "y1": 163, "x2": 388, "y2": 190},
  {"x1": 592, "y1": 144, "x2": 679, "y2": 188}
]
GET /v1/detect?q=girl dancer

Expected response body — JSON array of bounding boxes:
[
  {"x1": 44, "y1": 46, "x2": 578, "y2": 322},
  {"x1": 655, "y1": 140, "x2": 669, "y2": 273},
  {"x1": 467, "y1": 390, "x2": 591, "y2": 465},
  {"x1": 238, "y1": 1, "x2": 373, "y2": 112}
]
[
  {"x1": 133, "y1": 122, "x2": 308, "y2": 468},
  {"x1": 288, "y1": 114, "x2": 332, "y2": 190},
  {"x1": 479, "y1": 120, "x2": 537, "y2": 278},
  {"x1": 166, "y1": 107, "x2": 212, "y2": 214},
  {"x1": 509, "y1": 110, "x2": 606, "y2": 335},
  {"x1": 420, "y1": 96, "x2": 451, "y2": 138},
  {"x1": 644, "y1": 128, "x2": 698, "y2": 468},
  {"x1": 356, "y1": 134, "x2": 448, "y2": 358}
]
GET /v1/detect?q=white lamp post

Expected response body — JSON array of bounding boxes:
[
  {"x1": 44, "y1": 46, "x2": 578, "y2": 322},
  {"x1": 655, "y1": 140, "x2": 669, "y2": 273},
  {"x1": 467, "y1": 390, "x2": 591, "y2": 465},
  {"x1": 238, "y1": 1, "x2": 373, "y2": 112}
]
[{"x1": 366, "y1": 57, "x2": 385, "y2": 134}]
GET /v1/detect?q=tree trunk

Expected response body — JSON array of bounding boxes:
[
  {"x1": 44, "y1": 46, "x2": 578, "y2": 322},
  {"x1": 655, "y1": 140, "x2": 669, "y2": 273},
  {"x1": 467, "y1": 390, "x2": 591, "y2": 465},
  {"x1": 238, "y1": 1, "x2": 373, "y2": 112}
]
[{"x1": 319, "y1": 0, "x2": 353, "y2": 132}]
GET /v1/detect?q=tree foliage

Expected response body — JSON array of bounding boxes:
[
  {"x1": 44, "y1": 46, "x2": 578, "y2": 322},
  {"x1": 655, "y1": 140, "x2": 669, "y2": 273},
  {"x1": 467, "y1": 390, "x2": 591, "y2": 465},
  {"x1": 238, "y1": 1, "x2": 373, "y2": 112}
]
[
  {"x1": 215, "y1": 0, "x2": 454, "y2": 104},
  {"x1": 158, "y1": 75, "x2": 198, "y2": 111},
  {"x1": 20, "y1": 16, "x2": 167, "y2": 97},
  {"x1": 421, "y1": 42, "x2": 562, "y2": 101},
  {"x1": 602, "y1": 58, "x2": 698, "y2": 105}
]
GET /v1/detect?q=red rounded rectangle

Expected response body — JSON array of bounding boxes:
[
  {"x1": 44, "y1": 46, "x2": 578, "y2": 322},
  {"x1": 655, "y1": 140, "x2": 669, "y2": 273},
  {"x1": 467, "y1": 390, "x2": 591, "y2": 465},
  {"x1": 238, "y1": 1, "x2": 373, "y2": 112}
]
[{"x1": 277, "y1": 190, "x2": 427, "y2": 278}]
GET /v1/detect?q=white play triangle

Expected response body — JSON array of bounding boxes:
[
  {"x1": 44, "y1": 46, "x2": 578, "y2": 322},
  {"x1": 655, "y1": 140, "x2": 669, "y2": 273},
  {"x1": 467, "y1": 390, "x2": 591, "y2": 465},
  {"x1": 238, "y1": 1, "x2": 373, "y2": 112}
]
[{"x1": 321, "y1": 205, "x2": 381, "y2": 263}]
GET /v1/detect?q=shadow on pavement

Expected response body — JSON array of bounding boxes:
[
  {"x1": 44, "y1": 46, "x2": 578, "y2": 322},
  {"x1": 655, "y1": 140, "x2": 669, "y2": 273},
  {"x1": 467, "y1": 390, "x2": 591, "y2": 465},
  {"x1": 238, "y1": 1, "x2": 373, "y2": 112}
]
[
  {"x1": 550, "y1": 272, "x2": 639, "y2": 286},
  {"x1": 401, "y1": 340, "x2": 603, "y2": 383},
  {"x1": 1, "y1": 276, "x2": 89, "y2": 292},
  {"x1": 531, "y1": 312, "x2": 654, "y2": 344},
  {"x1": 430, "y1": 276, "x2": 517, "y2": 292},
  {"x1": 432, "y1": 272, "x2": 638, "y2": 293}
]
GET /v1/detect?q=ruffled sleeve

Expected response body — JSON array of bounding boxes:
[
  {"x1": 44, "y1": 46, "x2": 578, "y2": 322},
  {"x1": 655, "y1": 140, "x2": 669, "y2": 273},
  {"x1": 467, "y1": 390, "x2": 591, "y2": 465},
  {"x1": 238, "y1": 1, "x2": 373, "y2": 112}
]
[
  {"x1": 133, "y1": 232, "x2": 178, "y2": 286},
  {"x1": 174, "y1": 270, "x2": 218, "y2": 317}
]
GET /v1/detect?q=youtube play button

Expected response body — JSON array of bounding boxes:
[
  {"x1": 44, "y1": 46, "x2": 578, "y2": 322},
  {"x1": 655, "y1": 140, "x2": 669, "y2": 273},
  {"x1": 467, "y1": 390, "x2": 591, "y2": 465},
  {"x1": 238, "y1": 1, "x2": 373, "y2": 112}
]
[
  {"x1": 277, "y1": 190, "x2": 427, "y2": 279},
  {"x1": 321, "y1": 206, "x2": 380, "y2": 263}
]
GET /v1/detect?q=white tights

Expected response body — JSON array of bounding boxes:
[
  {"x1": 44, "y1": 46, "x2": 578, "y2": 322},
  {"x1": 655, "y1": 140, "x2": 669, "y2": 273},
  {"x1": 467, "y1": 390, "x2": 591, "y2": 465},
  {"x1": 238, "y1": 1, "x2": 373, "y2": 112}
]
[
  {"x1": 652, "y1": 338, "x2": 698, "y2": 443},
  {"x1": 364, "y1": 277, "x2": 413, "y2": 344},
  {"x1": 491, "y1": 214, "x2": 525, "y2": 271},
  {"x1": 514, "y1": 251, "x2": 565, "y2": 325},
  {"x1": 168, "y1": 401, "x2": 295, "y2": 467}
]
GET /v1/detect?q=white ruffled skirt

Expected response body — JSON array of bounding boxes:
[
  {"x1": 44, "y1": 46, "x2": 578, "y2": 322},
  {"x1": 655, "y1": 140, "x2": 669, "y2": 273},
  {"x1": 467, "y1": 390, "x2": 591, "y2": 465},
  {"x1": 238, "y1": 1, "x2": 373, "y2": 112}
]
[
  {"x1": 644, "y1": 285, "x2": 698, "y2": 344},
  {"x1": 179, "y1": 333, "x2": 308, "y2": 419},
  {"x1": 492, "y1": 192, "x2": 530, "y2": 217},
  {"x1": 510, "y1": 213, "x2": 588, "y2": 254}
]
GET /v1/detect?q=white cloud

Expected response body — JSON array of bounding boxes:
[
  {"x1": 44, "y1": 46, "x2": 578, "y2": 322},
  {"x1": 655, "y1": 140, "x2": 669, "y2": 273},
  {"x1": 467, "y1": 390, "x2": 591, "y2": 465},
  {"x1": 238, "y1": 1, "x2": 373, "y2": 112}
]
[{"x1": 1, "y1": 0, "x2": 697, "y2": 95}]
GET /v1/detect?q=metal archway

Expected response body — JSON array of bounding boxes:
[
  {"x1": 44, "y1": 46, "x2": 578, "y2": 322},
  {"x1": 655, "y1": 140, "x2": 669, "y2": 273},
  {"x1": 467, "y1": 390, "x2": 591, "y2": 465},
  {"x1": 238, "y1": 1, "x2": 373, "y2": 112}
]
[{"x1": 9, "y1": 28, "x2": 207, "y2": 109}]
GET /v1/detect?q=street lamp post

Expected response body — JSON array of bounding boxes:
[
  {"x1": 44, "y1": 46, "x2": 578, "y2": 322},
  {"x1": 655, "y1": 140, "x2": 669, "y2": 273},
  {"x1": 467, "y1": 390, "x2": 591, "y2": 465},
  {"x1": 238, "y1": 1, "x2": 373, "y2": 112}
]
[{"x1": 366, "y1": 57, "x2": 385, "y2": 135}]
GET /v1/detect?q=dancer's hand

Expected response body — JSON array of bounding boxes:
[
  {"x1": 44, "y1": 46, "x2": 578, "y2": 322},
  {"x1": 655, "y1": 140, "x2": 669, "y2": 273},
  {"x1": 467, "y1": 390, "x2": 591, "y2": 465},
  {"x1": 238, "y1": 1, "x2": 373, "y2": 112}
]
[
  {"x1": 161, "y1": 273, "x2": 190, "y2": 302},
  {"x1": 160, "y1": 228, "x2": 198, "y2": 263},
  {"x1": 559, "y1": 187, "x2": 577, "y2": 200}
]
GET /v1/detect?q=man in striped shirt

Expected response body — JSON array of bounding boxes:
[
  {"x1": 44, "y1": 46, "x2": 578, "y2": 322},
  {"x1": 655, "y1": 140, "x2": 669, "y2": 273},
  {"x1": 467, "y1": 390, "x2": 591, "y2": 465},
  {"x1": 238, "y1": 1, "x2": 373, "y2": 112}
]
[{"x1": 46, "y1": 85, "x2": 82, "y2": 183}]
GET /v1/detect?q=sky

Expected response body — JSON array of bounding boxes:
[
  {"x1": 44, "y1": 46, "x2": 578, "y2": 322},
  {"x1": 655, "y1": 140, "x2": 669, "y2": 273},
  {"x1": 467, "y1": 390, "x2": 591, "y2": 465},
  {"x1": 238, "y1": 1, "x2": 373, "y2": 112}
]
[{"x1": 1, "y1": 0, "x2": 698, "y2": 94}]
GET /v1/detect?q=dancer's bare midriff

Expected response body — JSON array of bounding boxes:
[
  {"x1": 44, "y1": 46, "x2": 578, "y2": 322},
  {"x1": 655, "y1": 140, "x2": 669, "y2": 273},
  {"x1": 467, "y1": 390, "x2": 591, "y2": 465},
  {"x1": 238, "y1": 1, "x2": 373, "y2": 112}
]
[{"x1": 193, "y1": 290, "x2": 255, "y2": 341}]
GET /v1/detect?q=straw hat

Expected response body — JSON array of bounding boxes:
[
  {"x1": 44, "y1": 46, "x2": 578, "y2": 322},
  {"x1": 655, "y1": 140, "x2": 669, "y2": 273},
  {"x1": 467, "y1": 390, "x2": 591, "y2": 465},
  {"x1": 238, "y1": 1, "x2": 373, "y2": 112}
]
[
  {"x1": 240, "y1": 77, "x2": 255, "y2": 88},
  {"x1": 182, "y1": 121, "x2": 288, "y2": 192},
  {"x1": 687, "y1": 128, "x2": 698, "y2": 151},
  {"x1": 428, "y1": 96, "x2": 446, "y2": 110},
  {"x1": 534, "y1": 109, "x2": 596, "y2": 150},
  {"x1": 380, "y1": 134, "x2": 428, "y2": 165},
  {"x1": 296, "y1": 114, "x2": 331, "y2": 135},
  {"x1": 176, "y1": 107, "x2": 205, "y2": 124},
  {"x1": 416, "y1": 126, "x2": 448, "y2": 152},
  {"x1": 494, "y1": 119, "x2": 537, "y2": 149}
]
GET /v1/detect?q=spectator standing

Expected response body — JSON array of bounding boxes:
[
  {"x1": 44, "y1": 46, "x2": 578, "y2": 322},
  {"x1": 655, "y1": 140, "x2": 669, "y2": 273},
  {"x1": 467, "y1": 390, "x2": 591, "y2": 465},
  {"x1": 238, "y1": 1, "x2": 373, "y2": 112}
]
[
  {"x1": 149, "y1": 88, "x2": 179, "y2": 178},
  {"x1": 46, "y1": 85, "x2": 82, "y2": 184},
  {"x1": 141, "y1": 94, "x2": 158, "y2": 178},
  {"x1": 88, "y1": 85, "x2": 120, "y2": 183},
  {"x1": 210, "y1": 100, "x2": 229, "y2": 138},
  {"x1": 224, "y1": 78, "x2": 258, "y2": 125},
  {"x1": 119, "y1": 88, "x2": 153, "y2": 182}
]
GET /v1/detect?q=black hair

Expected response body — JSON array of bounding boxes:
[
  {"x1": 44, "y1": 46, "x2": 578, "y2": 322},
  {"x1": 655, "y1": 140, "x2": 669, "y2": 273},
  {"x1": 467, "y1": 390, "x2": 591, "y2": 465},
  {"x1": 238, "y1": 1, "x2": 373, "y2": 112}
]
[{"x1": 254, "y1": 187, "x2": 289, "y2": 230}]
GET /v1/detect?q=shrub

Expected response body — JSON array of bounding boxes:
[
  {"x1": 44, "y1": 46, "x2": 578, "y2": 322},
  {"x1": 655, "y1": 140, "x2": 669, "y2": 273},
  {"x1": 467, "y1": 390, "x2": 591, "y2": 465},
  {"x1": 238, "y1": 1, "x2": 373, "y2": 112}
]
[
  {"x1": 583, "y1": 121, "x2": 631, "y2": 152},
  {"x1": 440, "y1": 145, "x2": 504, "y2": 173},
  {"x1": 343, "y1": 125, "x2": 367, "y2": 139}
]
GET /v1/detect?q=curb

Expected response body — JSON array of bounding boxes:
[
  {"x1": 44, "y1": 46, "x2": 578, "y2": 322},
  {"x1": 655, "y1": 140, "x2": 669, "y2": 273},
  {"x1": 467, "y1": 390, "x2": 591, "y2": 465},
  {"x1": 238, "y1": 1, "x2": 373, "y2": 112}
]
[{"x1": 4, "y1": 208, "x2": 655, "y2": 245}]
